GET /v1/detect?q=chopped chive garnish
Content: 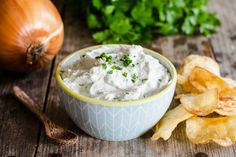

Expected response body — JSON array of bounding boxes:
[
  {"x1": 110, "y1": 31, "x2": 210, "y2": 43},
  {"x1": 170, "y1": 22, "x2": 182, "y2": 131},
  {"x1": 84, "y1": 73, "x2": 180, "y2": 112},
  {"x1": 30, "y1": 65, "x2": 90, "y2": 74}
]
[
  {"x1": 102, "y1": 63, "x2": 107, "y2": 70},
  {"x1": 100, "y1": 53, "x2": 108, "y2": 60},
  {"x1": 82, "y1": 54, "x2": 86, "y2": 57},
  {"x1": 112, "y1": 65, "x2": 122, "y2": 70},
  {"x1": 142, "y1": 78, "x2": 148, "y2": 82},
  {"x1": 120, "y1": 54, "x2": 132, "y2": 67},
  {"x1": 106, "y1": 56, "x2": 112, "y2": 64},
  {"x1": 132, "y1": 64, "x2": 135, "y2": 67},
  {"x1": 96, "y1": 53, "x2": 112, "y2": 64},
  {"x1": 131, "y1": 74, "x2": 137, "y2": 83},
  {"x1": 79, "y1": 84, "x2": 84, "y2": 86},
  {"x1": 113, "y1": 97, "x2": 122, "y2": 101},
  {"x1": 107, "y1": 70, "x2": 113, "y2": 74},
  {"x1": 122, "y1": 72, "x2": 128, "y2": 77}
]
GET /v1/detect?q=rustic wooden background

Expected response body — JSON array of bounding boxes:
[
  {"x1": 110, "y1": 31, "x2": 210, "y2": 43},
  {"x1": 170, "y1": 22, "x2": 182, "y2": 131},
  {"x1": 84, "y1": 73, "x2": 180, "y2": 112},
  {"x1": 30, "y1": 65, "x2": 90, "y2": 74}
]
[{"x1": 1, "y1": 0, "x2": 236, "y2": 157}]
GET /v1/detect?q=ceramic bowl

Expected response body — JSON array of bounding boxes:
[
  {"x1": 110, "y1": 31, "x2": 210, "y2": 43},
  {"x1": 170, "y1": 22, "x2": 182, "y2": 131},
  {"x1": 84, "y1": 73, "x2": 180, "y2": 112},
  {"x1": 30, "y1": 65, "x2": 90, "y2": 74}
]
[{"x1": 56, "y1": 45, "x2": 177, "y2": 141}]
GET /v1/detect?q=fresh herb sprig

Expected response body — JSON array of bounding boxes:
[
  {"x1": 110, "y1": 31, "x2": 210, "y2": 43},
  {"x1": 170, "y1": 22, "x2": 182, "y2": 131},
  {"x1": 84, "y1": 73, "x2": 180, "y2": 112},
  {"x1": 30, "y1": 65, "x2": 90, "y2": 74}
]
[{"x1": 79, "y1": 0, "x2": 220, "y2": 44}]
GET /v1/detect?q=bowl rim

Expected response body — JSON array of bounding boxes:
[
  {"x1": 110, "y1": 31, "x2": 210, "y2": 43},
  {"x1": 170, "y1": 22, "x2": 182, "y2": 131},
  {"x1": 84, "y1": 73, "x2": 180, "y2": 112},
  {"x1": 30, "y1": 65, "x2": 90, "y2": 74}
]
[{"x1": 56, "y1": 44, "x2": 177, "y2": 106}]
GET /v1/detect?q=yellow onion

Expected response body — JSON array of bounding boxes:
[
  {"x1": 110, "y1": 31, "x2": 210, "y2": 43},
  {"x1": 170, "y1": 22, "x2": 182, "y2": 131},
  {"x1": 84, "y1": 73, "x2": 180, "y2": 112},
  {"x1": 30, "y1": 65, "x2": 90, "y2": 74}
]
[{"x1": 0, "y1": 0, "x2": 64, "y2": 72}]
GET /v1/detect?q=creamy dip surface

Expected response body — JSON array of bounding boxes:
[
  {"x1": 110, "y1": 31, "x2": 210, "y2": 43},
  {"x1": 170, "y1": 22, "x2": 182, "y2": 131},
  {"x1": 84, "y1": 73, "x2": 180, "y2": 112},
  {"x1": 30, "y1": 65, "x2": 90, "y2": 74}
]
[{"x1": 61, "y1": 45, "x2": 171, "y2": 101}]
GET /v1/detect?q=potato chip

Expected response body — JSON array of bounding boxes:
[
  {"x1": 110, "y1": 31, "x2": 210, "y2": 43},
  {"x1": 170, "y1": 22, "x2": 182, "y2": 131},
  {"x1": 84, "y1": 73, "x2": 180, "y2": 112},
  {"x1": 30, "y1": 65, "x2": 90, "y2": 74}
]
[
  {"x1": 220, "y1": 88, "x2": 236, "y2": 101},
  {"x1": 151, "y1": 105, "x2": 193, "y2": 141},
  {"x1": 179, "y1": 55, "x2": 220, "y2": 83},
  {"x1": 180, "y1": 89, "x2": 218, "y2": 116},
  {"x1": 215, "y1": 107, "x2": 236, "y2": 116},
  {"x1": 222, "y1": 77, "x2": 236, "y2": 87},
  {"x1": 218, "y1": 100, "x2": 236, "y2": 108},
  {"x1": 177, "y1": 74, "x2": 200, "y2": 94},
  {"x1": 215, "y1": 100, "x2": 236, "y2": 116},
  {"x1": 181, "y1": 80, "x2": 200, "y2": 93},
  {"x1": 189, "y1": 67, "x2": 230, "y2": 92},
  {"x1": 175, "y1": 84, "x2": 185, "y2": 95},
  {"x1": 174, "y1": 93, "x2": 195, "y2": 99},
  {"x1": 186, "y1": 116, "x2": 236, "y2": 146},
  {"x1": 177, "y1": 74, "x2": 186, "y2": 85},
  {"x1": 152, "y1": 54, "x2": 236, "y2": 146}
]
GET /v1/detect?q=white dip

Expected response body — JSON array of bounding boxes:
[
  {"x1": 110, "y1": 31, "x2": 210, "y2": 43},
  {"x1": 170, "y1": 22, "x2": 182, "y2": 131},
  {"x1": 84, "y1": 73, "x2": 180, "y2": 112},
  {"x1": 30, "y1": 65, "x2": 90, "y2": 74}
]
[{"x1": 61, "y1": 45, "x2": 170, "y2": 101}]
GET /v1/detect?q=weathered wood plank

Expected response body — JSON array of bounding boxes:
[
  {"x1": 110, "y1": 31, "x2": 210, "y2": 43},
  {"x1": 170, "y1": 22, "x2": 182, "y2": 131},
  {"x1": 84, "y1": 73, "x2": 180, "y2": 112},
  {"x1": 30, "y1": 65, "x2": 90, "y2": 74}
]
[
  {"x1": 0, "y1": 66, "x2": 52, "y2": 157},
  {"x1": 0, "y1": 1, "x2": 65, "y2": 157},
  {"x1": 150, "y1": 35, "x2": 215, "y2": 67},
  {"x1": 36, "y1": 0, "x2": 236, "y2": 157},
  {"x1": 209, "y1": 0, "x2": 236, "y2": 79}
]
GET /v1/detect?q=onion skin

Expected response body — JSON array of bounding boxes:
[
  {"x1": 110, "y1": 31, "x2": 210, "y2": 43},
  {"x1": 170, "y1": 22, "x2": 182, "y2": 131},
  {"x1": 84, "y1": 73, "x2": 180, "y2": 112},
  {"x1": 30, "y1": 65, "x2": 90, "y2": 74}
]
[{"x1": 0, "y1": 0, "x2": 64, "y2": 72}]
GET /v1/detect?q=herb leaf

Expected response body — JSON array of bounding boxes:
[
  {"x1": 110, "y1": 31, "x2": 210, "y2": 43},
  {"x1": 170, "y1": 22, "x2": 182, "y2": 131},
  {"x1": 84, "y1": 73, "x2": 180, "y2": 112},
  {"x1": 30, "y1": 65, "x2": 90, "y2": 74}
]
[
  {"x1": 102, "y1": 63, "x2": 107, "y2": 70},
  {"x1": 120, "y1": 55, "x2": 132, "y2": 67},
  {"x1": 142, "y1": 78, "x2": 148, "y2": 82},
  {"x1": 80, "y1": 0, "x2": 221, "y2": 44},
  {"x1": 96, "y1": 53, "x2": 112, "y2": 64},
  {"x1": 111, "y1": 65, "x2": 122, "y2": 70},
  {"x1": 131, "y1": 74, "x2": 137, "y2": 83},
  {"x1": 122, "y1": 72, "x2": 128, "y2": 77},
  {"x1": 107, "y1": 70, "x2": 113, "y2": 74}
]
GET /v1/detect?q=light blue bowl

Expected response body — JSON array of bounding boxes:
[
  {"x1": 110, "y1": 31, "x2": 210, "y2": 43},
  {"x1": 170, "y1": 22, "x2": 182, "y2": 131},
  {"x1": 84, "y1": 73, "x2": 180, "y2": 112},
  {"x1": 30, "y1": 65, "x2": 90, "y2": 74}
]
[{"x1": 56, "y1": 45, "x2": 177, "y2": 141}]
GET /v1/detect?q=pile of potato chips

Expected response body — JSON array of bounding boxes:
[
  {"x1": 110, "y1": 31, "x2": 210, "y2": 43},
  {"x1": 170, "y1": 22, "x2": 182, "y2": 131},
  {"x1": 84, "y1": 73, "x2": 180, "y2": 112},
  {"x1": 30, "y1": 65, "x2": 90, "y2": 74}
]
[{"x1": 151, "y1": 55, "x2": 236, "y2": 146}]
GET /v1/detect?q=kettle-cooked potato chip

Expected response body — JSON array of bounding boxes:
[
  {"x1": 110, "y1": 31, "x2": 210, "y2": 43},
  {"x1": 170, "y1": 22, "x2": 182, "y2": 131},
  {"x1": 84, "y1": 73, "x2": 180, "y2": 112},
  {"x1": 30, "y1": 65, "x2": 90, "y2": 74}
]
[
  {"x1": 215, "y1": 107, "x2": 236, "y2": 116},
  {"x1": 152, "y1": 54, "x2": 236, "y2": 146},
  {"x1": 151, "y1": 105, "x2": 193, "y2": 141},
  {"x1": 215, "y1": 100, "x2": 236, "y2": 116},
  {"x1": 222, "y1": 78, "x2": 236, "y2": 87},
  {"x1": 180, "y1": 89, "x2": 218, "y2": 116},
  {"x1": 180, "y1": 79, "x2": 200, "y2": 93},
  {"x1": 179, "y1": 55, "x2": 220, "y2": 83},
  {"x1": 189, "y1": 67, "x2": 230, "y2": 92},
  {"x1": 186, "y1": 116, "x2": 236, "y2": 146},
  {"x1": 220, "y1": 88, "x2": 236, "y2": 101}
]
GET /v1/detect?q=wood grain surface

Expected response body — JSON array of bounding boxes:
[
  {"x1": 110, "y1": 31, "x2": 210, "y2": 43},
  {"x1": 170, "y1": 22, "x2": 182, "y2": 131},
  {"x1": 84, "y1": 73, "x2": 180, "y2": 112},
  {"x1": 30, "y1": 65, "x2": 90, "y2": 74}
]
[{"x1": 1, "y1": 0, "x2": 236, "y2": 157}]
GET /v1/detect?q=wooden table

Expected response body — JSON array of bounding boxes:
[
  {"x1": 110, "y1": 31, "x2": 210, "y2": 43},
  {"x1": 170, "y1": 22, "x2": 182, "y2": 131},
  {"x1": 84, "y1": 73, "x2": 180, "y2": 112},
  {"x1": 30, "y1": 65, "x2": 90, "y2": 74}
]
[{"x1": 1, "y1": 0, "x2": 236, "y2": 156}]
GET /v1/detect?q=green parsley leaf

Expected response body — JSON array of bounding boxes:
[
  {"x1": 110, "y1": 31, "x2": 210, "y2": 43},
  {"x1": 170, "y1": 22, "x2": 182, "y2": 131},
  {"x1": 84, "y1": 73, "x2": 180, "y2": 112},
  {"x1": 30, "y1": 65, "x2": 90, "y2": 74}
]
[
  {"x1": 103, "y1": 5, "x2": 115, "y2": 16},
  {"x1": 92, "y1": 0, "x2": 102, "y2": 10},
  {"x1": 131, "y1": 2, "x2": 153, "y2": 27},
  {"x1": 87, "y1": 14, "x2": 101, "y2": 29},
  {"x1": 110, "y1": 18, "x2": 132, "y2": 35},
  {"x1": 92, "y1": 30, "x2": 110, "y2": 43},
  {"x1": 79, "y1": 0, "x2": 221, "y2": 44}
]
